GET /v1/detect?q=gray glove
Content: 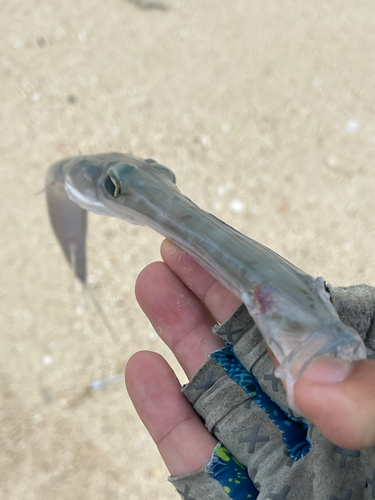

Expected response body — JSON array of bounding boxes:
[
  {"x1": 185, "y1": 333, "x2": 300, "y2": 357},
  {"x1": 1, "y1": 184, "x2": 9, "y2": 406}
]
[{"x1": 169, "y1": 284, "x2": 375, "y2": 500}]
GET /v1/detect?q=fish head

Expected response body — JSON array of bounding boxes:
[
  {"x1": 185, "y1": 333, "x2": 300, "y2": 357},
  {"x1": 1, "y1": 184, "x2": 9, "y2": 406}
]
[
  {"x1": 95, "y1": 154, "x2": 179, "y2": 224},
  {"x1": 102, "y1": 156, "x2": 176, "y2": 197},
  {"x1": 63, "y1": 153, "x2": 178, "y2": 224},
  {"x1": 64, "y1": 156, "x2": 110, "y2": 215}
]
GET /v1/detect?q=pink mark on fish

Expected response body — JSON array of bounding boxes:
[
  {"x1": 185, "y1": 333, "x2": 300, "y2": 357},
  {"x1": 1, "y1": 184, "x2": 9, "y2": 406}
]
[{"x1": 254, "y1": 287, "x2": 272, "y2": 314}]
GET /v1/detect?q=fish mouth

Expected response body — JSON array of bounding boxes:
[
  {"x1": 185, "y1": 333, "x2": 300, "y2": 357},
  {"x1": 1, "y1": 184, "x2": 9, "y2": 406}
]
[{"x1": 65, "y1": 162, "x2": 110, "y2": 215}]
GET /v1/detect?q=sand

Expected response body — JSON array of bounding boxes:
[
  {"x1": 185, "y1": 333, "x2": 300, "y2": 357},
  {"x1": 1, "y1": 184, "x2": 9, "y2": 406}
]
[{"x1": 1, "y1": 0, "x2": 375, "y2": 498}]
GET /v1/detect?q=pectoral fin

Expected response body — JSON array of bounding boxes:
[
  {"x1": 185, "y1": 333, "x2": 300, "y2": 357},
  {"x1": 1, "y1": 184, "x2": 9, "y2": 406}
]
[{"x1": 45, "y1": 164, "x2": 87, "y2": 283}]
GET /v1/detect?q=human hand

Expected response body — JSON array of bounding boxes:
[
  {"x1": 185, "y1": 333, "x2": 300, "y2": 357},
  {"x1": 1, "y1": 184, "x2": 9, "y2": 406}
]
[
  {"x1": 125, "y1": 239, "x2": 375, "y2": 496},
  {"x1": 125, "y1": 238, "x2": 241, "y2": 477}
]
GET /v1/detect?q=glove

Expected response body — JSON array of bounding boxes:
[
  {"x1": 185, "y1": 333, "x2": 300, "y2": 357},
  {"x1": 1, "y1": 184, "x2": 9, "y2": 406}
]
[{"x1": 169, "y1": 284, "x2": 375, "y2": 500}]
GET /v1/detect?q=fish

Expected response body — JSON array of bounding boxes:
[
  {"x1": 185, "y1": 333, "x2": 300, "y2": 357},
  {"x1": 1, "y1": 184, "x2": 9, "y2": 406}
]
[{"x1": 45, "y1": 152, "x2": 366, "y2": 401}]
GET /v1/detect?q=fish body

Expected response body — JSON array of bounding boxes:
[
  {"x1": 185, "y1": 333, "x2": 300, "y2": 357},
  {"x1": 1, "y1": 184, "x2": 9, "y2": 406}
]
[{"x1": 46, "y1": 152, "x2": 366, "y2": 399}]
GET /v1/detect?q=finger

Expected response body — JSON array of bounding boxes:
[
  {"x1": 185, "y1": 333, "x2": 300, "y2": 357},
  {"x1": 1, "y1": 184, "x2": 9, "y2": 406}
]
[
  {"x1": 135, "y1": 262, "x2": 224, "y2": 378},
  {"x1": 294, "y1": 357, "x2": 375, "y2": 449},
  {"x1": 161, "y1": 239, "x2": 242, "y2": 323},
  {"x1": 125, "y1": 351, "x2": 217, "y2": 476},
  {"x1": 161, "y1": 239, "x2": 280, "y2": 367}
]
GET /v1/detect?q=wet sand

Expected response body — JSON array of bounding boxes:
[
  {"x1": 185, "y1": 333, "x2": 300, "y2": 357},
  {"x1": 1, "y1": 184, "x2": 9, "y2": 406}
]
[{"x1": 1, "y1": 0, "x2": 375, "y2": 498}]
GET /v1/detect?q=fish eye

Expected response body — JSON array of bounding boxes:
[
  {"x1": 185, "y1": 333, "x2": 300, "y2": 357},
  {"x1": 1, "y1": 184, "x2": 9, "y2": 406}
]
[{"x1": 104, "y1": 174, "x2": 120, "y2": 197}]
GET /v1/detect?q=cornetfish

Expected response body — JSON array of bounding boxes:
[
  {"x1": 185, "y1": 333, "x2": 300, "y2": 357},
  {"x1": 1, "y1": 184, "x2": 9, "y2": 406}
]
[{"x1": 45, "y1": 152, "x2": 366, "y2": 401}]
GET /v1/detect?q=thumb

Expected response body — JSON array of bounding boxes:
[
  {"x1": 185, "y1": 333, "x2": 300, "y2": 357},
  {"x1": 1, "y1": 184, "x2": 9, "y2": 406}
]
[{"x1": 293, "y1": 357, "x2": 375, "y2": 450}]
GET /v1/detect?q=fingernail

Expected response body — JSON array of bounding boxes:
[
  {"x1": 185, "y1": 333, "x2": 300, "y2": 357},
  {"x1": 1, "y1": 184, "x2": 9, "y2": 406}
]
[
  {"x1": 161, "y1": 239, "x2": 177, "y2": 255},
  {"x1": 302, "y1": 357, "x2": 353, "y2": 384}
]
